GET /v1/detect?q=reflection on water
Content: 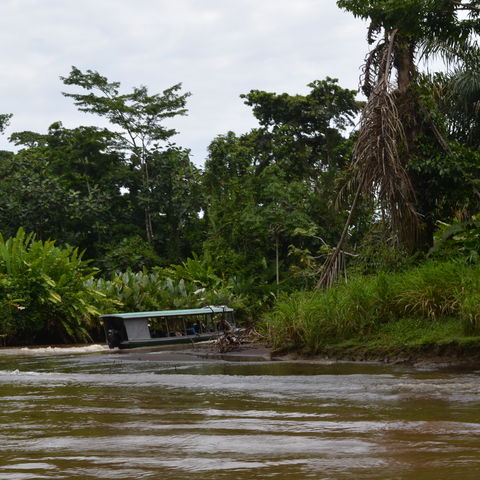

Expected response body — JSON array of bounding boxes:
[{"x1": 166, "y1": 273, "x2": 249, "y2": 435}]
[{"x1": 0, "y1": 347, "x2": 479, "y2": 479}]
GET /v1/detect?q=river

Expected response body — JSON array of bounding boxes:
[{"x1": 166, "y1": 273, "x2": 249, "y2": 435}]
[{"x1": 0, "y1": 345, "x2": 479, "y2": 479}]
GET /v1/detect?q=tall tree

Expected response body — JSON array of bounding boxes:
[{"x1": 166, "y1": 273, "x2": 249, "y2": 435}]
[
  {"x1": 146, "y1": 146, "x2": 204, "y2": 262},
  {"x1": 203, "y1": 79, "x2": 362, "y2": 288},
  {"x1": 318, "y1": 0, "x2": 480, "y2": 287},
  {"x1": 10, "y1": 122, "x2": 125, "y2": 197},
  {"x1": 61, "y1": 67, "x2": 190, "y2": 243},
  {"x1": 435, "y1": 62, "x2": 480, "y2": 148},
  {"x1": 6, "y1": 122, "x2": 129, "y2": 256},
  {"x1": 335, "y1": 0, "x2": 480, "y2": 250},
  {"x1": 204, "y1": 135, "x2": 316, "y2": 286},
  {"x1": 240, "y1": 78, "x2": 360, "y2": 180},
  {"x1": 0, "y1": 150, "x2": 113, "y2": 250}
]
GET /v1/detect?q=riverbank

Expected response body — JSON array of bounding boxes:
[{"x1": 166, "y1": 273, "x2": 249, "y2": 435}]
[
  {"x1": 278, "y1": 341, "x2": 480, "y2": 366},
  {"x1": 6, "y1": 314, "x2": 480, "y2": 366},
  {"x1": 212, "y1": 343, "x2": 480, "y2": 366},
  {"x1": 107, "y1": 334, "x2": 480, "y2": 367},
  {"x1": 263, "y1": 260, "x2": 480, "y2": 363},
  {"x1": 267, "y1": 316, "x2": 480, "y2": 366}
]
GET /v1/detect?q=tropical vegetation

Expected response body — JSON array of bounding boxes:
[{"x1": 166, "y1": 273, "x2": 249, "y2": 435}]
[
  {"x1": 265, "y1": 259, "x2": 480, "y2": 356},
  {"x1": 1, "y1": 1, "x2": 480, "y2": 356}
]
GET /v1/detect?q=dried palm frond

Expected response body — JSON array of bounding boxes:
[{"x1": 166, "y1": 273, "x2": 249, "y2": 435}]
[
  {"x1": 356, "y1": 30, "x2": 421, "y2": 243},
  {"x1": 361, "y1": 39, "x2": 387, "y2": 97},
  {"x1": 317, "y1": 29, "x2": 420, "y2": 289},
  {"x1": 351, "y1": 80, "x2": 420, "y2": 248}
]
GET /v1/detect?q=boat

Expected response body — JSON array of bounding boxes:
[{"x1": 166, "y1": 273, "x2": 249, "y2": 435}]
[{"x1": 101, "y1": 305, "x2": 235, "y2": 349}]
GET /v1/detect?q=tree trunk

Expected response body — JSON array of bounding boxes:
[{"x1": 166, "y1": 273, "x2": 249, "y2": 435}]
[
  {"x1": 395, "y1": 39, "x2": 415, "y2": 93},
  {"x1": 141, "y1": 147, "x2": 154, "y2": 244},
  {"x1": 394, "y1": 37, "x2": 434, "y2": 251},
  {"x1": 275, "y1": 232, "x2": 280, "y2": 292},
  {"x1": 145, "y1": 208, "x2": 154, "y2": 244}
]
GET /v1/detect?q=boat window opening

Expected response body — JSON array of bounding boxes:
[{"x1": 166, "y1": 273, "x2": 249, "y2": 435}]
[
  {"x1": 170, "y1": 318, "x2": 182, "y2": 337},
  {"x1": 145, "y1": 312, "x2": 232, "y2": 339},
  {"x1": 148, "y1": 317, "x2": 169, "y2": 339},
  {"x1": 164, "y1": 318, "x2": 170, "y2": 337},
  {"x1": 182, "y1": 318, "x2": 187, "y2": 336}
]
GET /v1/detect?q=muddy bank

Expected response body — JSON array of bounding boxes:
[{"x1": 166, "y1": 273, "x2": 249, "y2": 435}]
[
  {"x1": 273, "y1": 341, "x2": 480, "y2": 367},
  {"x1": 107, "y1": 340, "x2": 480, "y2": 367},
  {"x1": 6, "y1": 337, "x2": 480, "y2": 367}
]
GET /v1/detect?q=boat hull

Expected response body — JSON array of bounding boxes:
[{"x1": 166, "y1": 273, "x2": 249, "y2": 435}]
[{"x1": 117, "y1": 332, "x2": 219, "y2": 349}]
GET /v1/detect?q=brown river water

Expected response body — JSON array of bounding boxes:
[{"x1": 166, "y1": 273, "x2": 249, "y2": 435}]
[{"x1": 0, "y1": 345, "x2": 479, "y2": 480}]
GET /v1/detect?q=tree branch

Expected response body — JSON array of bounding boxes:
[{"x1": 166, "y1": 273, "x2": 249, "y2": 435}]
[
  {"x1": 316, "y1": 179, "x2": 363, "y2": 289},
  {"x1": 452, "y1": 1, "x2": 480, "y2": 12}
]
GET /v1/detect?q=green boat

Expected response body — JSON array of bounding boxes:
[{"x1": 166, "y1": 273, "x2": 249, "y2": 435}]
[{"x1": 101, "y1": 306, "x2": 235, "y2": 349}]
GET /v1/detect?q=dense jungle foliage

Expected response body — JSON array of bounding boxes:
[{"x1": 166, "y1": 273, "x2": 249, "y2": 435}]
[{"x1": 1, "y1": 0, "x2": 480, "y2": 349}]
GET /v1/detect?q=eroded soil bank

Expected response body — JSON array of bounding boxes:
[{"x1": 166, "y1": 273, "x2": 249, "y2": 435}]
[{"x1": 106, "y1": 340, "x2": 480, "y2": 368}]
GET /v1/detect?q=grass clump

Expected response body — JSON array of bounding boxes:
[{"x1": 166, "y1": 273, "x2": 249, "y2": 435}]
[{"x1": 264, "y1": 259, "x2": 480, "y2": 355}]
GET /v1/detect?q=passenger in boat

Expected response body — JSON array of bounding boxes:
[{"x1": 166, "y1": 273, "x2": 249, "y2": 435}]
[{"x1": 193, "y1": 322, "x2": 206, "y2": 334}]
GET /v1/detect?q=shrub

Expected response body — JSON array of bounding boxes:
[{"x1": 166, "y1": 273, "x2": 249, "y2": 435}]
[
  {"x1": 0, "y1": 228, "x2": 110, "y2": 345},
  {"x1": 93, "y1": 266, "x2": 253, "y2": 322}
]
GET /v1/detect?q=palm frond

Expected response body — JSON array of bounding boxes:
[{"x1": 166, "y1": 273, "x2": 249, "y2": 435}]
[
  {"x1": 318, "y1": 30, "x2": 421, "y2": 289},
  {"x1": 352, "y1": 80, "x2": 420, "y2": 247},
  {"x1": 352, "y1": 30, "x2": 420, "y2": 245}
]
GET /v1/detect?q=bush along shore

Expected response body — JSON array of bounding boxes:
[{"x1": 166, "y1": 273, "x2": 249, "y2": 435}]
[
  {"x1": 263, "y1": 259, "x2": 480, "y2": 363},
  {"x1": 0, "y1": 228, "x2": 114, "y2": 346}
]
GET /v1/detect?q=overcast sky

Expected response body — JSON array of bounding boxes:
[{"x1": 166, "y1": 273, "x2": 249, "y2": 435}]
[{"x1": 0, "y1": 0, "x2": 368, "y2": 165}]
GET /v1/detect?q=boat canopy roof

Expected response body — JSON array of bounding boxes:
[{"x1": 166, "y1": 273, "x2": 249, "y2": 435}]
[{"x1": 101, "y1": 306, "x2": 233, "y2": 321}]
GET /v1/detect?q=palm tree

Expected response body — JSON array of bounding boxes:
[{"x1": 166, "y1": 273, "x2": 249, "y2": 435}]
[
  {"x1": 318, "y1": 0, "x2": 480, "y2": 288},
  {"x1": 438, "y1": 62, "x2": 480, "y2": 147}
]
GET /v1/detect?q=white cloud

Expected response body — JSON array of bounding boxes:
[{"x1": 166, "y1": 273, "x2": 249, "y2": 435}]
[{"x1": 0, "y1": 0, "x2": 368, "y2": 163}]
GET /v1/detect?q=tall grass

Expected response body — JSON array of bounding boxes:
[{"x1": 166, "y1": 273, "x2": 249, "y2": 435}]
[{"x1": 264, "y1": 260, "x2": 480, "y2": 353}]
